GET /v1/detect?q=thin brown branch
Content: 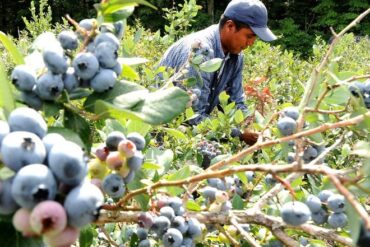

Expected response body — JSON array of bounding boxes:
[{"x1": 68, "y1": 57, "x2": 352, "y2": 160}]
[
  {"x1": 230, "y1": 217, "x2": 260, "y2": 247},
  {"x1": 216, "y1": 224, "x2": 241, "y2": 247},
  {"x1": 99, "y1": 225, "x2": 119, "y2": 247}
]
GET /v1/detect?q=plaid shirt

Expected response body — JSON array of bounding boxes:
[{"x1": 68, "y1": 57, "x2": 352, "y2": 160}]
[{"x1": 159, "y1": 24, "x2": 247, "y2": 125}]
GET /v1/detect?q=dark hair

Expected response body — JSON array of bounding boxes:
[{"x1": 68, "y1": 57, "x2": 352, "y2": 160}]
[{"x1": 219, "y1": 15, "x2": 249, "y2": 30}]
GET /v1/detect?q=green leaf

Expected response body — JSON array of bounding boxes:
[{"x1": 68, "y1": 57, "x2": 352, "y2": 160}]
[
  {"x1": 199, "y1": 58, "x2": 222, "y2": 73},
  {"x1": 186, "y1": 200, "x2": 202, "y2": 211},
  {"x1": 121, "y1": 64, "x2": 139, "y2": 80},
  {"x1": 98, "y1": 0, "x2": 156, "y2": 15},
  {"x1": 0, "y1": 221, "x2": 42, "y2": 247},
  {"x1": 163, "y1": 127, "x2": 187, "y2": 140},
  {"x1": 64, "y1": 108, "x2": 93, "y2": 152},
  {"x1": 126, "y1": 119, "x2": 151, "y2": 137},
  {"x1": 118, "y1": 57, "x2": 149, "y2": 66},
  {"x1": 145, "y1": 148, "x2": 174, "y2": 174},
  {"x1": 100, "y1": 6, "x2": 135, "y2": 22},
  {"x1": 232, "y1": 194, "x2": 244, "y2": 209},
  {"x1": 0, "y1": 31, "x2": 24, "y2": 65},
  {"x1": 165, "y1": 165, "x2": 191, "y2": 196},
  {"x1": 68, "y1": 88, "x2": 93, "y2": 100},
  {"x1": 95, "y1": 87, "x2": 189, "y2": 125},
  {"x1": 142, "y1": 162, "x2": 161, "y2": 170},
  {"x1": 84, "y1": 80, "x2": 144, "y2": 112},
  {"x1": 79, "y1": 225, "x2": 95, "y2": 247},
  {"x1": 322, "y1": 86, "x2": 350, "y2": 106},
  {"x1": 127, "y1": 170, "x2": 150, "y2": 210},
  {"x1": 234, "y1": 109, "x2": 244, "y2": 124},
  {"x1": 48, "y1": 127, "x2": 85, "y2": 150},
  {"x1": 352, "y1": 141, "x2": 370, "y2": 158},
  {"x1": 113, "y1": 89, "x2": 148, "y2": 108},
  {"x1": 0, "y1": 167, "x2": 14, "y2": 180},
  {"x1": 0, "y1": 62, "x2": 15, "y2": 117}
]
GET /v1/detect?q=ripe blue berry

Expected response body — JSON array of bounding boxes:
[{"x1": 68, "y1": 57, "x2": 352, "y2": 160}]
[
  {"x1": 102, "y1": 174, "x2": 125, "y2": 199},
  {"x1": 127, "y1": 132, "x2": 146, "y2": 151},
  {"x1": 328, "y1": 212, "x2": 347, "y2": 228},
  {"x1": 11, "y1": 164, "x2": 57, "y2": 209},
  {"x1": 8, "y1": 107, "x2": 47, "y2": 138},
  {"x1": 281, "y1": 201, "x2": 311, "y2": 226},
  {"x1": 64, "y1": 182, "x2": 104, "y2": 228},
  {"x1": 277, "y1": 117, "x2": 297, "y2": 136}
]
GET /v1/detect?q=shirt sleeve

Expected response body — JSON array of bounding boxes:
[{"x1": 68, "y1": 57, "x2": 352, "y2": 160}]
[
  {"x1": 226, "y1": 56, "x2": 248, "y2": 112},
  {"x1": 159, "y1": 38, "x2": 215, "y2": 124}
]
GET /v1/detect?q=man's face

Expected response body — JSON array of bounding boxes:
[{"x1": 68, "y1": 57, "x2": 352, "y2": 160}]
[{"x1": 222, "y1": 22, "x2": 257, "y2": 54}]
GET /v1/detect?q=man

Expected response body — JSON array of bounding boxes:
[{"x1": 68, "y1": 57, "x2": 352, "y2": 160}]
[{"x1": 159, "y1": 0, "x2": 277, "y2": 125}]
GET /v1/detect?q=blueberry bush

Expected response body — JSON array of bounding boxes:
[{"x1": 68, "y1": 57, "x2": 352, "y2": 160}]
[{"x1": 0, "y1": 1, "x2": 370, "y2": 247}]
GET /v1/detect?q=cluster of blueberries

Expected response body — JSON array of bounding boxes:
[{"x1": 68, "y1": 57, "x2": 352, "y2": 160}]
[
  {"x1": 89, "y1": 131, "x2": 146, "y2": 200},
  {"x1": 11, "y1": 18, "x2": 123, "y2": 110},
  {"x1": 348, "y1": 80, "x2": 370, "y2": 108},
  {"x1": 281, "y1": 190, "x2": 347, "y2": 229},
  {"x1": 124, "y1": 197, "x2": 203, "y2": 247},
  {"x1": 196, "y1": 140, "x2": 222, "y2": 168},
  {"x1": 0, "y1": 107, "x2": 104, "y2": 246}
]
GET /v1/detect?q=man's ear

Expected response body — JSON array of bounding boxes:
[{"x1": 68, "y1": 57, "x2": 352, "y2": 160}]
[{"x1": 225, "y1": 20, "x2": 236, "y2": 32}]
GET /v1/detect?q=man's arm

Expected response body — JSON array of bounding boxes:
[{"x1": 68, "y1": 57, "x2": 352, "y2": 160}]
[{"x1": 226, "y1": 57, "x2": 248, "y2": 112}]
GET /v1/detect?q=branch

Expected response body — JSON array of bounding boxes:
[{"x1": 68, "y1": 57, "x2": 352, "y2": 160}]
[
  {"x1": 96, "y1": 210, "x2": 353, "y2": 246},
  {"x1": 230, "y1": 217, "x2": 260, "y2": 247}
]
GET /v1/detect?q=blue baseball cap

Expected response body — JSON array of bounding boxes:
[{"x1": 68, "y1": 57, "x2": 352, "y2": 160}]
[{"x1": 224, "y1": 0, "x2": 277, "y2": 42}]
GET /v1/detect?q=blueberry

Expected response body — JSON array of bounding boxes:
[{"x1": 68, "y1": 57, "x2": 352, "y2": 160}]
[
  {"x1": 230, "y1": 127, "x2": 242, "y2": 138},
  {"x1": 102, "y1": 174, "x2": 125, "y2": 199},
  {"x1": 171, "y1": 216, "x2": 188, "y2": 234},
  {"x1": 20, "y1": 91, "x2": 43, "y2": 110},
  {"x1": 265, "y1": 174, "x2": 277, "y2": 186},
  {"x1": 0, "y1": 177, "x2": 19, "y2": 215},
  {"x1": 91, "y1": 69, "x2": 117, "y2": 92},
  {"x1": 328, "y1": 212, "x2": 347, "y2": 228},
  {"x1": 62, "y1": 67, "x2": 79, "y2": 92},
  {"x1": 163, "y1": 228, "x2": 183, "y2": 247},
  {"x1": 35, "y1": 72, "x2": 64, "y2": 100},
  {"x1": 281, "y1": 201, "x2": 311, "y2": 226},
  {"x1": 11, "y1": 65, "x2": 37, "y2": 91},
  {"x1": 160, "y1": 206, "x2": 176, "y2": 221},
  {"x1": 11, "y1": 164, "x2": 57, "y2": 209},
  {"x1": 138, "y1": 239, "x2": 151, "y2": 247},
  {"x1": 78, "y1": 19, "x2": 95, "y2": 32},
  {"x1": 106, "y1": 131, "x2": 126, "y2": 151},
  {"x1": 112, "y1": 62, "x2": 122, "y2": 77},
  {"x1": 1, "y1": 131, "x2": 46, "y2": 171},
  {"x1": 311, "y1": 208, "x2": 328, "y2": 225},
  {"x1": 94, "y1": 42, "x2": 118, "y2": 68},
  {"x1": 127, "y1": 132, "x2": 146, "y2": 151},
  {"x1": 72, "y1": 52, "x2": 99, "y2": 80},
  {"x1": 58, "y1": 30, "x2": 78, "y2": 50},
  {"x1": 42, "y1": 133, "x2": 65, "y2": 155},
  {"x1": 151, "y1": 215, "x2": 171, "y2": 236},
  {"x1": 246, "y1": 171, "x2": 256, "y2": 183},
  {"x1": 64, "y1": 182, "x2": 104, "y2": 228},
  {"x1": 94, "y1": 32, "x2": 120, "y2": 50},
  {"x1": 199, "y1": 186, "x2": 217, "y2": 201},
  {"x1": 8, "y1": 107, "x2": 47, "y2": 138},
  {"x1": 43, "y1": 48, "x2": 68, "y2": 74},
  {"x1": 287, "y1": 152, "x2": 295, "y2": 163},
  {"x1": 277, "y1": 117, "x2": 297, "y2": 136},
  {"x1": 167, "y1": 197, "x2": 183, "y2": 212},
  {"x1": 127, "y1": 151, "x2": 144, "y2": 171},
  {"x1": 48, "y1": 140, "x2": 87, "y2": 186},
  {"x1": 186, "y1": 218, "x2": 202, "y2": 238},
  {"x1": 303, "y1": 146, "x2": 318, "y2": 163},
  {"x1": 349, "y1": 82, "x2": 365, "y2": 98},
  {"x1": 123, "y1": 170, "x2": 136, "y2": 184},
  {"x1": 136, "y1": 227, "x2": 148, "y2": 241},
  {"x1": 327, "y1": 194, "x2": 346, "y2": 213},
  {"x1": 318, "y1": 190, "x2": 334, "y2": 203},
  {"x1": 305, "y1": 194, "x2": 322, "y2": 213},
  {"x1": 282, "y1": 106, "x2": 299, "y2": 120},
  {"x1": 0, "y1": 120, "x2": 10, "y2": 149}
]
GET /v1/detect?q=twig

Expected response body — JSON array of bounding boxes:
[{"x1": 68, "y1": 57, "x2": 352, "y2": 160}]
[
  {"x1": 230, "y1": 216, "x2": 260, "y2": 247},
  {"x1": 96, "y1": 210, "x2": 353, "y2": 246},
  {"x1": 216, "y1": 224, "x2": 241, "y2": 247},
  {"x1": 99, "y1": 225, "x2": 119, "y2": 247}
]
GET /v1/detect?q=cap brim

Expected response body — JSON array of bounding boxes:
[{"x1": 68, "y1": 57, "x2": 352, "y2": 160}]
[{"x1": 251, "y1": 26, "x2": 277, "y2": 42}]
